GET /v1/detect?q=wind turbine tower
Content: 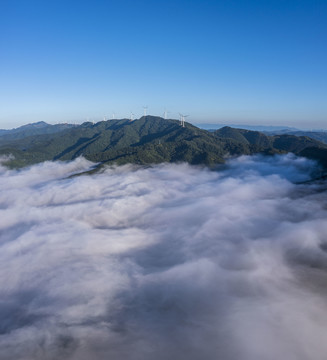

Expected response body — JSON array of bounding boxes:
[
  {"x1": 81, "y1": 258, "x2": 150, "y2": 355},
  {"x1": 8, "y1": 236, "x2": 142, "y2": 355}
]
[
  {"x1": 143, "y1": 106, "x2": 148, "y2": 116},
  {"x1": 163, "y1": 109, "x2": 170, "y2": 119},
  {"x1": 179, "y1": 113, "x2": 189, "y2": 127},
  {"x1": 130, "y1": 112, "x2": 135, "y2": 121},
  {"x1": 112, "y1": 112, "x2": 115, "y2": 120}
]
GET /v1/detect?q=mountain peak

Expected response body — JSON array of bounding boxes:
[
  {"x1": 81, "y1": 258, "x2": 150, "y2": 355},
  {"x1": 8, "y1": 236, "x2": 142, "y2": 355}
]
[{"x1": 19, "y1": 121, "x2": 49, "y2": 129}]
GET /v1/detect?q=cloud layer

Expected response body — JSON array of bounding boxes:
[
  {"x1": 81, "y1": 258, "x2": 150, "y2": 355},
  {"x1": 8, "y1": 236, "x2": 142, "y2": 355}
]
[{"x1": 1, "y1": 155, "x2": 327, "y2": 360}]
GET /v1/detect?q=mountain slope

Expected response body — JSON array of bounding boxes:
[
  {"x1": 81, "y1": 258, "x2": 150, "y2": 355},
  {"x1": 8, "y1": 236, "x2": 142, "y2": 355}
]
[
  {"x1": 263, "y1": 129, "x2": 327, "y2": 145},
  {"x1": 0, "y1": 121, "x2": 77, "y2": 141},
  {"x1": 215, "y1": 126, "x2": 325, "y2": 153},
  {"x1": 0, "y1": 117, "x2": 326, "y2": 169}
]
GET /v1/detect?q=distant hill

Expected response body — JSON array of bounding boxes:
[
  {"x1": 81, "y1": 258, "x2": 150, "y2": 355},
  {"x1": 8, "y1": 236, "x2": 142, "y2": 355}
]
[
  {"x1": 0, "y1": 116, "x2": 326, "y2": 169},
  {"x1": 0, "y1": 121, "x2": 77, "y2": 141},
  {"x1": 196, "y1": 123, "x2": 300, "y2": 132},
  {"x1": 263, "y1": 129, "x2": 327, "y2": 146}
]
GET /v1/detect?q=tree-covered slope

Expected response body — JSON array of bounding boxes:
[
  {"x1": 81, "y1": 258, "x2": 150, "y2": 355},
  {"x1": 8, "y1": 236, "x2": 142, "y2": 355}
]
[
  {"x1": 0, "y1": 121, "x2": 76, "y2": 141},
  {"x1": 263, "y1": 129, "x2": 327, "y2": 146},
  {"x1": 215, "y1": 126, "x2": 325, "y2": 153},
  {"x1": 0, "y1": 117, "x2": 326, "y2": 169}
]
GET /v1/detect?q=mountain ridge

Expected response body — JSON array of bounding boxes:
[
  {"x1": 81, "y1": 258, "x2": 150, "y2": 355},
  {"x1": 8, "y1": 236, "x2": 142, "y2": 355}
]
[
  {"x1": 0, "y1": 116, "x2": 326, "y2": 169},
  {"x1": 0, "y1": 121, "x2": 77, "y2": 140}
]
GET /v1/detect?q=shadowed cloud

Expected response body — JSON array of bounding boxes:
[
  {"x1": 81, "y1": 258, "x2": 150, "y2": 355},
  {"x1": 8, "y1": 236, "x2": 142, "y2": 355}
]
[{"x1": 0, "y1": 154, "x2": 327, "y2": 359}]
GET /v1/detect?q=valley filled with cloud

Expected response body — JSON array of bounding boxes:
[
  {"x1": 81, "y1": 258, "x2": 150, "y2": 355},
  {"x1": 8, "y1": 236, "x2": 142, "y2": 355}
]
[{"x1": 1, "y1": 155, "x2": 327, "y2": 360}]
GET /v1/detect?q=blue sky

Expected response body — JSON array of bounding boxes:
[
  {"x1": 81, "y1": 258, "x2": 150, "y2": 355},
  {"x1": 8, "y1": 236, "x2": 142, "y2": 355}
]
[{"x1": 1, "y1": 0, "x2": 326, "y2": 129}]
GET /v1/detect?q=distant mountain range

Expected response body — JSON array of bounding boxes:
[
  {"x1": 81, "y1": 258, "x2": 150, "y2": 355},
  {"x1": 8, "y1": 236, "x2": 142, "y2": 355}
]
[
  {"x1": 262, "y1": 129, "x2": 327, "y2": 145},
  {"x1": 195, "y1": 123, "x2": 301, "y2": 132},
  {"x1": 0, "y1": 121, "x2": 76, "y2": 140},
  {"x1": 1, "y1": 116, "x2": 327, "y2": 170}
]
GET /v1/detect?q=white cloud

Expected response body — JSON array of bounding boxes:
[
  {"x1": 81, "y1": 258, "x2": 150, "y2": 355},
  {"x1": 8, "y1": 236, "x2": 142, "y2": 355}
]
[{"x1": 1, "y1": 155, "x2": 327, "y2": 359}]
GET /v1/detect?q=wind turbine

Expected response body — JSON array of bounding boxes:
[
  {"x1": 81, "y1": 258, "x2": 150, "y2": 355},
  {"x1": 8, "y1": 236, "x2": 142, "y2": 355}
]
[
  {"x1": 130, "y1": 112, "x2": 135, "y2": 121},
  {"x1": 163, "y1": 109, "x2": 170, "y2": 119},
  {"x1": 179, "y1": 113, "x2": 189, "y2": 127},
  {"x1": 112, "y1": 112, "x2": 116, "y2": 120},
  {"x1": 143, "y1": 106, "x2": 148, "y2": 116}
]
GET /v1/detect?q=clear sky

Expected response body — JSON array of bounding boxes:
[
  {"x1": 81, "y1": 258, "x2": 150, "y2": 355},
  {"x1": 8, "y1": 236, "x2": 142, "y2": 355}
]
[{"x1": 1, "y1": 0, "x2": 326, "y2": 129}]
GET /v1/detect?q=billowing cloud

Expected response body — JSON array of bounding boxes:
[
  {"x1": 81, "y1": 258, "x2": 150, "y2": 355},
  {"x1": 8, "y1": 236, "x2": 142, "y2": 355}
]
[{"x1": 1, "y1": 154, "x2": 327, "y2": 360}]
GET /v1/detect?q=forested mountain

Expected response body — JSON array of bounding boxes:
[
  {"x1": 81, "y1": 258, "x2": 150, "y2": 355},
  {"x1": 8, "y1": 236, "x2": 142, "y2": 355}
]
[
  {"x1": 0, "y1": 116, "x2": 326, "y2": 169},
  {"x1": 0, "y1": 121, "x2": 76, "y2": 140},
  {"x1": 263, "y1": 129, "x2": 327, "y2": 145}
]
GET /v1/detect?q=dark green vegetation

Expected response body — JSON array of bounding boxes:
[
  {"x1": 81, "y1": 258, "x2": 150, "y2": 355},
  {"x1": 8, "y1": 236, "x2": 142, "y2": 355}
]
[
  {"x1": 0, "y1": 121, "x2": 76, "y2": 140},
  {"x1": 0, "y1": 116, "x2": 326, "y2": 169},
  {"x1": 263, "y1": 129, "x2": 327, "y2": 146}
]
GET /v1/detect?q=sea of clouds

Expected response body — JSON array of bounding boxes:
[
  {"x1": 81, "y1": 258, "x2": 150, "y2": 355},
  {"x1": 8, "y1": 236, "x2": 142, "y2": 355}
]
[{"x1": 1, "y1": 154, "x2": 327, "y2": 360}]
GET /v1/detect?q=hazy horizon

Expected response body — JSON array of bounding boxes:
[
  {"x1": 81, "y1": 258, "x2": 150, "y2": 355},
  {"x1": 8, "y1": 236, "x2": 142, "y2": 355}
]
[{"x1": 0, "y1": 115, "x2": 326, "y2": 132}]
